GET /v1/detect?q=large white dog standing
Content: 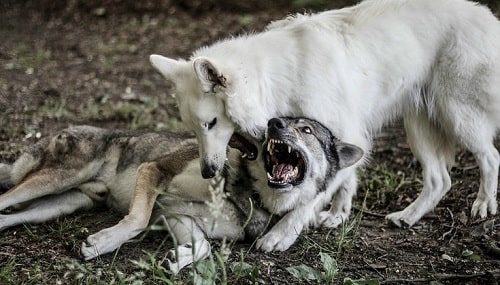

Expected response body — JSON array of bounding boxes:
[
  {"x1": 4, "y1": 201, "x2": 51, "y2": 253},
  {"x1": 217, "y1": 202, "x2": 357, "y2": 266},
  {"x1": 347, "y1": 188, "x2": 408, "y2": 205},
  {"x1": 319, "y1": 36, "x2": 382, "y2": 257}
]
[{"x1": 150, "y1": 0, "x2": 500, "y2": 238}]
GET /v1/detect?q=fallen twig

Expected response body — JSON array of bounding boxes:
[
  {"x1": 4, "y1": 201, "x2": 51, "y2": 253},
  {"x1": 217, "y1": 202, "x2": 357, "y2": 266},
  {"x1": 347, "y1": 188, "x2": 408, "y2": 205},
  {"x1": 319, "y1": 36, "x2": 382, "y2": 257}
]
[{"x1": 353, "y1": 206, "x2": 386, "y2": 218}]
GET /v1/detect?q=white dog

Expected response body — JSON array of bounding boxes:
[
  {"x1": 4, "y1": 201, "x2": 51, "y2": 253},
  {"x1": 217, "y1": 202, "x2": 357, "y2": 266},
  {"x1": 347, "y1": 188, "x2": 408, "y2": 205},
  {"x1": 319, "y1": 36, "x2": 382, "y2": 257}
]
[{"x1": 150, "y1": 0, "x2": 500, "y2": 230}]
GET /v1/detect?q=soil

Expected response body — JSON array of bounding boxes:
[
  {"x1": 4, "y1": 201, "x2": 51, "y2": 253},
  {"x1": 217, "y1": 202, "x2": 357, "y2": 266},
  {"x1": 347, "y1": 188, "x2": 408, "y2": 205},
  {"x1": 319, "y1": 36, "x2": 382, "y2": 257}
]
[{"x1": 0, "y1": 1, "x2": 499, "y2": 284}]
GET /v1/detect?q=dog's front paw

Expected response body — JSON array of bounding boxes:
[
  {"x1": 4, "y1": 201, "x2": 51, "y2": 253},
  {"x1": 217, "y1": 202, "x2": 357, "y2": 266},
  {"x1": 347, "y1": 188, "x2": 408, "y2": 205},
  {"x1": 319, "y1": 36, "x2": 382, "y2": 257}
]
[
  {"x1": 471, "y1": 196, "x2": 497, "y2": 218},
  {"x1": 385, "y1": 209, "x2": 418, "y2": 228},
  {"x1": 165, "y1": 240, "x2": 211, "y2": 274},
  {"x1": 81, "y1": 235, "x2": 104, "y2": 260},
  {"x1": 255, "y1": 231, "x2": 298, "y2": 252},
  {"x1": 318, "y1": 210, "x2": 348, "y2": 228},
  {"x1": 81, "y1": 229, "x2": 122, "y2": 260}
]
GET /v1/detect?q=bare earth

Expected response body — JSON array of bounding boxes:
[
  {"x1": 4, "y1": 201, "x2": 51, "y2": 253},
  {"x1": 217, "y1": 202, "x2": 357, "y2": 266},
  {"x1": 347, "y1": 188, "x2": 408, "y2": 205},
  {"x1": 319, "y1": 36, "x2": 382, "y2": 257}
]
[{"x1": 0, "y1": 1, "x2": 499, "y2": 284}]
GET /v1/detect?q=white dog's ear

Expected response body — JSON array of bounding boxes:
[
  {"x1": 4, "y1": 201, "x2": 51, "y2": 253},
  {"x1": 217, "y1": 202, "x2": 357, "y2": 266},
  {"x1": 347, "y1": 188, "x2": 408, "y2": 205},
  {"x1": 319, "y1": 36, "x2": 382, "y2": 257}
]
[
  {"x1": 193, "y1": 57, "x2": 227, "y2": 93},
  {"x1": 336, "y1": 142, "x2": 364, "y2": 169},
  {"x1": 149, "y1": 54, "x2": 180, "y2": 79}
]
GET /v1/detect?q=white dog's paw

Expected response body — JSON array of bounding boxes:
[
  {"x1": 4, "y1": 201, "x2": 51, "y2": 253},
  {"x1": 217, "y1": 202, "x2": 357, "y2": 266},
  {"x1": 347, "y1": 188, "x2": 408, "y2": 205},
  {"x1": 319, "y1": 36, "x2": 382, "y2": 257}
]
[
  {"x1": 318, "y1": 210, "x2": 348, "y2": 228},
  {"x1": 166, "y1": 240, "x2": 211, "y2": 275},
  {"x1": 385, "y1": 209, "x2": 419, "y2": 228},
  {"x1": 471, "y1": 196, "x2": 497, "y2": 218},
  {"x1": 81, "y1": 229, "x2": 122, "y2": 260},
  {"x1": 255, "y1": 230, "x2": 298, "y2": 252}
]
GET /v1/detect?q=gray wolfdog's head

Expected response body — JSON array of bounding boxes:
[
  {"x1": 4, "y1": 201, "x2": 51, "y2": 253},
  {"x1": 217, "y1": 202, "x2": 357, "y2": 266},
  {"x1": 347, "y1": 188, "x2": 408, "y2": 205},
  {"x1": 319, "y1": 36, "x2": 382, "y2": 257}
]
[
  {"x1": 263, "y1": 117, "x2": 363, "y2": 193},
  {"x1": 150, "y1": 55, "x2": 259, "y2": 179}
]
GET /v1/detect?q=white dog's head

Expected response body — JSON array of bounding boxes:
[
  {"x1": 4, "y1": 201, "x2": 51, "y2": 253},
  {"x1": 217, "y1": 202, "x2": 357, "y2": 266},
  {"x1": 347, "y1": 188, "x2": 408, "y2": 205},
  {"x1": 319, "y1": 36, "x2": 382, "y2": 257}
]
[{"x1": 150, "y1": 55, "x2": 257, "y2": 178}]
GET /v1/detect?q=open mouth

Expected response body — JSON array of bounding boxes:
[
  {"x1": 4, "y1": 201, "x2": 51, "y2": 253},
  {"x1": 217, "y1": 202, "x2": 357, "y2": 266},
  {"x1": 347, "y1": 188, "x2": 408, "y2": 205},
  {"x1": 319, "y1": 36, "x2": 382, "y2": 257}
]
[
  {"x1": 264, "y1": 138, "x2": 305, "y2": 188},
  {"x1": 229, "y1": 133, "x2": 258, "y2": 160}
]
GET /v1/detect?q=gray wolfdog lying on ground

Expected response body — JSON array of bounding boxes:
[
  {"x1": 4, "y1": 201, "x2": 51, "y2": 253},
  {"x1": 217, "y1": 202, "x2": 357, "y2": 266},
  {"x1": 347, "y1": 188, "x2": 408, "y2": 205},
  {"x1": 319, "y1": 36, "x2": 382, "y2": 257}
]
[{"x1": 0, "y1": 117, "x2": 362, "y2": 273}]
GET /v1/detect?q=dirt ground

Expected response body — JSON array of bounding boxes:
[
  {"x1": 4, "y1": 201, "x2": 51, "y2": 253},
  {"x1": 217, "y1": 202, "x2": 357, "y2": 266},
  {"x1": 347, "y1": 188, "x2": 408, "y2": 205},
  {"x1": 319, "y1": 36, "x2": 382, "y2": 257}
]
[{"x1": 1, "y1": 1, "x2": 499, "y2": 284}]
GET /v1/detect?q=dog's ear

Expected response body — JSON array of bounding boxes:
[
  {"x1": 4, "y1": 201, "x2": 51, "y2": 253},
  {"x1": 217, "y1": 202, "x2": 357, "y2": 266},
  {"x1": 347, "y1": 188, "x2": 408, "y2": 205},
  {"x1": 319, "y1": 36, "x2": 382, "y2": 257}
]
[
  {"x1": 149, "y1": 54, "x2": 180, "y2": 79},
  {"x1": 336, "y1": 142, "x2": 363, "y2": 169},
  {"x1": 193, "y1": 57, "x2": 227, "y2": 93}
]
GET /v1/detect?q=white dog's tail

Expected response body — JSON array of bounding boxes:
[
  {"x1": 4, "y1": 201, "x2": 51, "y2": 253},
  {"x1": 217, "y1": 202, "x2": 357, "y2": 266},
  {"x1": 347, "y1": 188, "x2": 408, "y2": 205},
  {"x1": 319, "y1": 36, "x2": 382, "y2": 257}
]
[{"x1": 0, "y1": 163, "x2": 13, "y2": 188}]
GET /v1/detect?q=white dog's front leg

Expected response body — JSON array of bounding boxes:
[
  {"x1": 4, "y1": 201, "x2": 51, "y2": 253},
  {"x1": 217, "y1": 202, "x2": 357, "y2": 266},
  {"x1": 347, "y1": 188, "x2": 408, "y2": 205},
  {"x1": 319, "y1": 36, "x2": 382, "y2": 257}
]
[{"x1": 386, "y1": 114, "x2": 452, "y2": 228}]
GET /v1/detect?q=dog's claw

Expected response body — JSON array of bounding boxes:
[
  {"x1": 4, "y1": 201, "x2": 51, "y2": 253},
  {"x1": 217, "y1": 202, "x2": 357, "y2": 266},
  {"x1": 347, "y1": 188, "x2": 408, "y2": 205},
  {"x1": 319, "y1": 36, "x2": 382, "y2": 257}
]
[
  {"x1": 318, "y1": 210, "x2": 347, "y2": 228},
  {"x1": 471, "y1": 196, "x2": 497, "y2": 219},
  {"x1": 80, "y1": 241, "x2": 99, "y2": 261},
  {"x1": 385, "y1": 211, "x2": 415, "y2": 228}
]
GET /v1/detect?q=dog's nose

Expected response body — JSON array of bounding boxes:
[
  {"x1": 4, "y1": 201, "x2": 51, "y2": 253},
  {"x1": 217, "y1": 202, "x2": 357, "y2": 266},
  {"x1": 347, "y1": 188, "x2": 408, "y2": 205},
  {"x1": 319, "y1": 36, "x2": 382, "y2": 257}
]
[
  {"x1": 268, "y1": 118, "x2": 285, "y2": 129},
  {"x1": 201, "y1": 163, "x2": 218, "y2": 179}
]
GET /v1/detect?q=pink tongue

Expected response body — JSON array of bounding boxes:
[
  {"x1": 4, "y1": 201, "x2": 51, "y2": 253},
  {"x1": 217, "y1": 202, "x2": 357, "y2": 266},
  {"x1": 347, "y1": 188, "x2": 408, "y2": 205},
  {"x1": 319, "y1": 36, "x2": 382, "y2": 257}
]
[{"x1": 273, "y1": 163, "x2": 293, "y2": 180}]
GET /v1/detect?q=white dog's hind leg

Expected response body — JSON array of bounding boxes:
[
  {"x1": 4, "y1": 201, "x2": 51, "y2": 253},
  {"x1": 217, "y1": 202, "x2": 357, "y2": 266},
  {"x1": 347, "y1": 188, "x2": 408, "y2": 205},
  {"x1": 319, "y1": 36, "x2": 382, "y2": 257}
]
[
  {"x1": 160, "y1": 215, "x2": 211, "y2": 274},
  {"x1": 319, "y1": 170, "x2": 357, "y2": 228},
  {"x1": 470, "y1": 147, "x2": 499, "y2": 217},
  {"x1": 0, "y1": 190, "x2": 95, "y2": 231},
  {"x1": 438, "y1": 98, "x2": 499, "y2": 218},
  {"x1": 386, "y1": 113, "x2": 453, "y2": 228},
  {"x1": 449, "y1": 111, "x2": 499, "y2": 218}
]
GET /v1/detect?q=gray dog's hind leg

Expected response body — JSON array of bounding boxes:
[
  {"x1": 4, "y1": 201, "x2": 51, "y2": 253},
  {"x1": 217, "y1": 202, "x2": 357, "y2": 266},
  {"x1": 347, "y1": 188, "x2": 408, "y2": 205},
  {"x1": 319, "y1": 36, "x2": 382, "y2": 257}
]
[{"x1": 0, "y1": 190, "x2": 95, "y2": 231}]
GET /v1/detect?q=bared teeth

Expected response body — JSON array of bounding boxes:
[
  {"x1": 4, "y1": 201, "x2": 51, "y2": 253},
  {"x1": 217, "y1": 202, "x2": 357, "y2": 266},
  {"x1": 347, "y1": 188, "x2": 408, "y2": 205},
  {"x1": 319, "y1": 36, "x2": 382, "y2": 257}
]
[
  {"x1": 267, "y1": 172, "x2": 272, "y2": 180},
  {"x1": 267, "y1": 139, "x2": 293, "y2": 156}
]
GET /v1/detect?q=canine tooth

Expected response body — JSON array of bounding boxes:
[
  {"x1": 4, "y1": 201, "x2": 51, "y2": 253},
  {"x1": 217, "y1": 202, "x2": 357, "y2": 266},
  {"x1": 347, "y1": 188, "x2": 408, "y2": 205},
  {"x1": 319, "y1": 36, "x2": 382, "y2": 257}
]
[
  {"x1": 288, "y1": 145, "x2": 292, "y2": 153},
  {"x1": 241, "y1": 153, "x2": 247, "y2": 158},
  {"x1": 267, "y1": 172, "x2": 272, "y2": 179}
]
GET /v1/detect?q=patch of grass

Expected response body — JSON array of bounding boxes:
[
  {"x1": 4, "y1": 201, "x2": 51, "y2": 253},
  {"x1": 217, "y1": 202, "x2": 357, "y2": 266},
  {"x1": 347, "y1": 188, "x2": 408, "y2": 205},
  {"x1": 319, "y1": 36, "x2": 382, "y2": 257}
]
[
  {"x1": 0, "y1": 257, "x2": 17, "y2": 285},
  {"x1": 131, "y1": 252, "x2": 176, "y2": 284},
  {"x1": 11, "y1": 43, "x2": 51, "y2": 69},
  {"x1": 357, "y1": 166, "x2": 420, "y2": 209},
  {"x1": 229, "y1": 254, "x2": 261, "y2": 284},
  {"x1": 287, "y1": 189, "x2": 379, "y2": 284},
  {"x1": 38, "y1": 96, "x2": 71, "y2": 120},
  {"x1": 292, "y1": 0, "x2": 332, "y2": 10},
  {"x1": 30, "y1": 94, "x2": 186, "y2": 132},
  {"x1": 96, "y1": 41, "x2": 135, "y2": 68},
  {"x1": 64, "y1": 258, "x2": 147, "y2": 285},
  {"x1": 83, "y1": 98, "x2": 185, "y2": 131}
]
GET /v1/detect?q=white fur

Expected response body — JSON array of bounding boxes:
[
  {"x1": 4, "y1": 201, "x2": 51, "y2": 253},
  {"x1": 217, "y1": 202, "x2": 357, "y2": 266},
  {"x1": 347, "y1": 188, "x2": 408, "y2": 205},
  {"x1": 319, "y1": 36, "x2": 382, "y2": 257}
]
[{"x1": 151, "y1": 0, "x2": 500, "y2": 228}]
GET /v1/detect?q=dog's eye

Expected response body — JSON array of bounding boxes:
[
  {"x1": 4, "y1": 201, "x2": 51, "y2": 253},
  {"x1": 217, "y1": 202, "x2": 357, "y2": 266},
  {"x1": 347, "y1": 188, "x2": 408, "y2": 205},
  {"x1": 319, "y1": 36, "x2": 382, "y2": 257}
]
[
  {"x1": 204, "y1": 118, "x2": 217, "y2": 130},
  {"x1": 301, "y1": 126, "x2": 312, "y2": 134}
]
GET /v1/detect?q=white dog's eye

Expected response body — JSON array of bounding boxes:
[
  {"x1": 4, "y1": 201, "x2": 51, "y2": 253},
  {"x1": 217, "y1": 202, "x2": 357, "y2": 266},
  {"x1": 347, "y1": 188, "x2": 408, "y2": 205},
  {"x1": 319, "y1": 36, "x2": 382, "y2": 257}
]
[{"x1": 204, "y1": 118, "x2": 217, "y2": 130}]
